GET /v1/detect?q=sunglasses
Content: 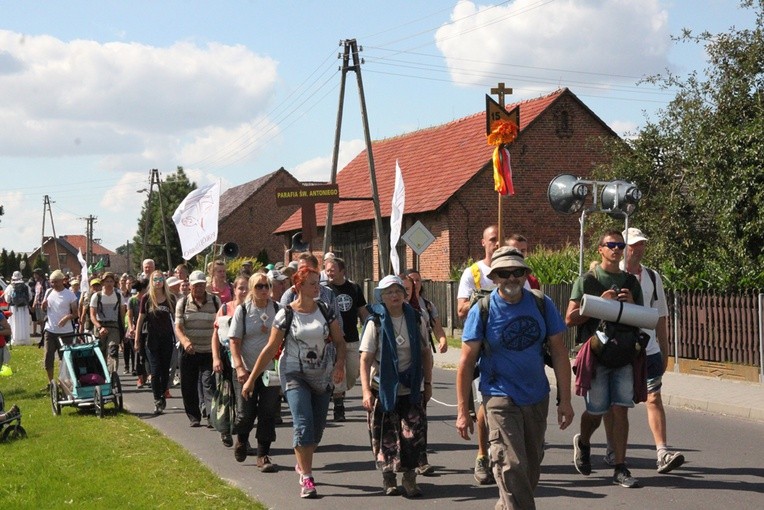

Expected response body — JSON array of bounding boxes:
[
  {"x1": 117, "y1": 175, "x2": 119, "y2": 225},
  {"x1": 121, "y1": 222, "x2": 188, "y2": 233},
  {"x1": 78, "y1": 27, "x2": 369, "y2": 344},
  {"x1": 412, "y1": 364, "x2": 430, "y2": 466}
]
[
  {"x1": 602, "y1": 242, "x2": 627, "y2": 250},
  {"x1": 153, "y1": 277, "x2": 165, "y2": 282},
  {"x1": 494, "y1": 268, "x2": 527, "y2": 279},
  {"x1": 254, "y1": 283, "x2": 269, "y2": 290}
]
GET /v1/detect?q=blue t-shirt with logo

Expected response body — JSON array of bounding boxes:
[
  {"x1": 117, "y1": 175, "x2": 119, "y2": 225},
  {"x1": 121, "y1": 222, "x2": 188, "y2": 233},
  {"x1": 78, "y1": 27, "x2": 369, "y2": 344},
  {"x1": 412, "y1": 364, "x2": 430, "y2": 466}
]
[{"x1": 462, "y1": 289, "x2": 566, "y2": 405}]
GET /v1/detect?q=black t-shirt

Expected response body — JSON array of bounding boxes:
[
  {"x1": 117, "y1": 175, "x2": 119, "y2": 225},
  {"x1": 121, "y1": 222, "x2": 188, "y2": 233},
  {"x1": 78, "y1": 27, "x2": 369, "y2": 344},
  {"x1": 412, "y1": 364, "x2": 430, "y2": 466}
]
[
  {"x1": 139, "y1": 294, "x2": 175, "y2": 345},
  {"x1": 327, "y1": 279, "x2": 366, "y2": 343}
]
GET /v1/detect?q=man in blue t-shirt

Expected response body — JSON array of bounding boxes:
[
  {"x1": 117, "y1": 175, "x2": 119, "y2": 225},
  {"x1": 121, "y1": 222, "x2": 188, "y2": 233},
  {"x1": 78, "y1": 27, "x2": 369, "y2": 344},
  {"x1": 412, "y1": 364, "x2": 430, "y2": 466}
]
[{"x1": 456, "y1": 247, "x2": 574, "y2": 510}]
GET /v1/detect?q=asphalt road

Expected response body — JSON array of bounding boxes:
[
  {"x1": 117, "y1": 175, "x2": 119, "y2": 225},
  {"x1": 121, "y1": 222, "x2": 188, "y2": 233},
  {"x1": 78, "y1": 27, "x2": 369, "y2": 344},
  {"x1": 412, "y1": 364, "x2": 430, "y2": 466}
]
[{"x1": 120, "y1": 365, "x2": 764, "y2": 510}]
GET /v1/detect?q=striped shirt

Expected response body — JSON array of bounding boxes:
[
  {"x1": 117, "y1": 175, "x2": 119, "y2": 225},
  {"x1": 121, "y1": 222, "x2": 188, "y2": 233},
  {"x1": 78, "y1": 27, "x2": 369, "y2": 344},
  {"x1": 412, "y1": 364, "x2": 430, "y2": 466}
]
[{"x1": 175, "y1": 293, "x2": 219, "y2": 354}]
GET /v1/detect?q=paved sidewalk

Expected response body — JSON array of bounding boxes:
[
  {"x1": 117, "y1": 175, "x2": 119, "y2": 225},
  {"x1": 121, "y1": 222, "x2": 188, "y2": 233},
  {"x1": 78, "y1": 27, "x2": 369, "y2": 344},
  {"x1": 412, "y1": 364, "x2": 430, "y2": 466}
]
[{"x1": 433, "y1": 347, "x2": 764, "y2": 422}]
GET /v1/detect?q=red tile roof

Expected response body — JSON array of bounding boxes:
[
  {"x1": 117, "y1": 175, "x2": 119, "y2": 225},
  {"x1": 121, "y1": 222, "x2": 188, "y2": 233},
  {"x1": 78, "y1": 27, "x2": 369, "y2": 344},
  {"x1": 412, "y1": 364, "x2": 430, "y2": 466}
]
[
  {"x1": 60, "y1": 235, "x2": 115, "y2": 255},
  {"x1": 276, "y1": 88, "x2": 568, "y2": 233}
]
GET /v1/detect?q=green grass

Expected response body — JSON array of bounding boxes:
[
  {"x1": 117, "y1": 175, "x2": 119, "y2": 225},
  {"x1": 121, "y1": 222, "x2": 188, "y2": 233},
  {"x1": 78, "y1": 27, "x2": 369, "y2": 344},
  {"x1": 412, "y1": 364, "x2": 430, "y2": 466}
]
[{"x1": 0, "y1": 346, "x2": 263, "y2": 510}]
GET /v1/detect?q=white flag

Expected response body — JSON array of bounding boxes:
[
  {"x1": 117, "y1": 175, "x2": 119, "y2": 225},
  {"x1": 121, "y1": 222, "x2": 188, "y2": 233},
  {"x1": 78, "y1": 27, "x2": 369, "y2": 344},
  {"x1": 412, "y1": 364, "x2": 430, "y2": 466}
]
[
  {"x1": 172, "y1": 182, "x2": 220, "y2": 260},
  {"x1": 389, "y1": 160, "x2": 406, "y2": 275},
  {"x1": 77, "y1": 249, "x2": 88, "y2": 288}
]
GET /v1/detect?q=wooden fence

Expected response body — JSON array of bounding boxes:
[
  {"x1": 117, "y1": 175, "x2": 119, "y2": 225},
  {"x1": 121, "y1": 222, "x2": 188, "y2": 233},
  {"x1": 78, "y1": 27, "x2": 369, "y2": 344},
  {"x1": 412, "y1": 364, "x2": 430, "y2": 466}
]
[{"x1": 364, "y1": 280, "x2": 763, "y2": 371}]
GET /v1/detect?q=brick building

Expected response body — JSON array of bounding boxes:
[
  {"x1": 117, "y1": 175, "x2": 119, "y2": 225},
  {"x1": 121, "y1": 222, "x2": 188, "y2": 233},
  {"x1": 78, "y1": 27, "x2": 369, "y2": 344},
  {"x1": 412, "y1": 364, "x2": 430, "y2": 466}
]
[
  {"x1": 29, "y1": 235, "x2": 126, "y2": 275},
  {"x1": 275, "y1": 88, "x2": 619, "y2": 281},
  {"x1": 218, "y1": 168, "x2": 301, "y2": 264}
]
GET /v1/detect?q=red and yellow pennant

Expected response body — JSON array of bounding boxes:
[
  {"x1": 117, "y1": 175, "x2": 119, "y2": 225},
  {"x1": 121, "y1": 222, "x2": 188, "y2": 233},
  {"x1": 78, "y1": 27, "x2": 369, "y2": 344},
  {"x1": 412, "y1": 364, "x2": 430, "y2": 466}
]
[{"x1": 487, "y1": 119, "x2": 518, "y2": 196}]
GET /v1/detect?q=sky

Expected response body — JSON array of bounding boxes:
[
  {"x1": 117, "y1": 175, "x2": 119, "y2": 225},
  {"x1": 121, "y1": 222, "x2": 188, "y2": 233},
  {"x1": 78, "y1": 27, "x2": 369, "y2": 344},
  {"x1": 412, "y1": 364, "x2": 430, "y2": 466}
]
[{"x1": 0, "y1": 0, "x2": 756, "y2": 256}]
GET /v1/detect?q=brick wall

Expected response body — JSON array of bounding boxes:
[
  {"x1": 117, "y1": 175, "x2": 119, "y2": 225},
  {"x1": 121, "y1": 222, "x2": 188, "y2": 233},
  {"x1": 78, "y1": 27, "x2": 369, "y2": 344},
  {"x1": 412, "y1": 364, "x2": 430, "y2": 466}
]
[{"x1": 218, "y1": 172, "x2": 300, "y2": 264}]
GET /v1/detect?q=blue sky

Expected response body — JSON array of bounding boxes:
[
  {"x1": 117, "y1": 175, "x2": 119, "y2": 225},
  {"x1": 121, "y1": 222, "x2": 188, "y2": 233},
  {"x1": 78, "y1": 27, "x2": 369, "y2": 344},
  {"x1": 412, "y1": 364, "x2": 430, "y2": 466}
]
[{"x1": 0, "y1": 0, "x2": 756, "y2": 256}]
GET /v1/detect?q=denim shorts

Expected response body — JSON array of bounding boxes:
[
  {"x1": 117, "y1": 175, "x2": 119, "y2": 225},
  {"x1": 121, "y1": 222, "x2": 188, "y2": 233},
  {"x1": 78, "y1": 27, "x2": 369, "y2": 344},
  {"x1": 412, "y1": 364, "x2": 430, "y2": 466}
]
[
  {"x1": 646, "y1": 352, "x2": 664, "y2": 394},
  {"x1": 584, "y1": 363, "x2": 634, "y2": 414},
  {"x1": 284, "y1": 378, "x2": 331, "y2": 447}
]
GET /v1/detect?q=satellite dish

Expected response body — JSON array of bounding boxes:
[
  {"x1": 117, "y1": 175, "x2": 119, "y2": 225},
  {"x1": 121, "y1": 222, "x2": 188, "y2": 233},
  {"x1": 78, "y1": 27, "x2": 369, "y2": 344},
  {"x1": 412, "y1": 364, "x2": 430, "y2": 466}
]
[
  {"x1": 601, "y1": 180, "x2": 642, "y2": 218},
  {"x1": 547, "y1": 174, "x2": 590, "y2": 214}
]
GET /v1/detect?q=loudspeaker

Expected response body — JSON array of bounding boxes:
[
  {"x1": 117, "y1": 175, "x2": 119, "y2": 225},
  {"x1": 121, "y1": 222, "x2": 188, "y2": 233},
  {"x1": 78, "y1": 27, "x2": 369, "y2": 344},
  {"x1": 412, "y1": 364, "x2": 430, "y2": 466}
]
[
  {"x1": 601, "y1": 180, "x2": 642, "y2": 217},
  {"x1": 547, "y1": 174, "x2": 590, "y2": 214},
  {"x1": 290, "y1": 232, "x2": 310, "y2": 252},
  {"x1": 220, "y1": 242, "x2": 239, "y2": 259}
]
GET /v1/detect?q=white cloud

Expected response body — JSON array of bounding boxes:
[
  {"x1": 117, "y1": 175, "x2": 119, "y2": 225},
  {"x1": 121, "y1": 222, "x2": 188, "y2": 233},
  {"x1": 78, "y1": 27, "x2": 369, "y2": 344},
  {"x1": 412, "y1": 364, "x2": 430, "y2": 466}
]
[
  {"x1": 436, "y1": 0, "x2": 672, "y2": 94},
  {"x1": 0, "y1": 30, "x2": 280, "y2": 159},
  {"x1": 291, "y1": 139, "x2": 365, "y2": 182}
]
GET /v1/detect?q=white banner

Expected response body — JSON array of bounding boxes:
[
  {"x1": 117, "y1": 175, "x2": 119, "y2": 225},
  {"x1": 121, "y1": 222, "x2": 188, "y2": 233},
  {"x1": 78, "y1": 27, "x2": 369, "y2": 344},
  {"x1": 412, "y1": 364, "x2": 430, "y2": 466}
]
[
  {"x1": 389, "y1": 160, "x2": 406, "y2": 275},
  {"x1": 172, "y1": 182, "x2": 220, "y2": 260},
  {"x1": 77, "y1": 249, "x2": 88, "y2": 287}
]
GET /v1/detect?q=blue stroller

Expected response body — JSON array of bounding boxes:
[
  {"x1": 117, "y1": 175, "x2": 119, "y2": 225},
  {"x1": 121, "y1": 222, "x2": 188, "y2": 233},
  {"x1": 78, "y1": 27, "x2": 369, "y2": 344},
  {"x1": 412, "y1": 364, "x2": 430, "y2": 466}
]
[
  {"x1": 0, "y1": 391, "x2": 26, "y2": 442},
  {"x1": 50, "y1": 332, "x2": 123, "y2": 418}
]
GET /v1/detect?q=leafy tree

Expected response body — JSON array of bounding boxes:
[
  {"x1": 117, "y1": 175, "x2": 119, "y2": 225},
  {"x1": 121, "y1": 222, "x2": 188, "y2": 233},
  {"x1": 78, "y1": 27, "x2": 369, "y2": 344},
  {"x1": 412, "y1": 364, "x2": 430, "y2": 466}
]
[
  {"x1": 592, "y1": 0, "x2": 764, "y2": 290},
  {"x1": 132, "y1": 167, "x2": 197, "y2": 273}
]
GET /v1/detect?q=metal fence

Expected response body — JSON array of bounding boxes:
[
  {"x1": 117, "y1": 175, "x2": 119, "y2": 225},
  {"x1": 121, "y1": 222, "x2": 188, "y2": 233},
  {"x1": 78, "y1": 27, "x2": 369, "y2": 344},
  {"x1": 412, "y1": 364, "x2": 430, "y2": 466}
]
[{"x1": 364, "y1": 280, "x2": 763, "y2": 374}]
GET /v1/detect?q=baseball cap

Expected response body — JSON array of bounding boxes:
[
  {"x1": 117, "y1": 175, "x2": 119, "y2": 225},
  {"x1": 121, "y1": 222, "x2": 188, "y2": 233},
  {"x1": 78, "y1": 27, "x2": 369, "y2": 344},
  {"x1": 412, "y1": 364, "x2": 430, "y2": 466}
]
[
  {"x1": 622, "y1": 227, "x2": 648, "y2": 245},
  {"x1": 189, "y1": 270, "x2": 207, "y2": 285}
]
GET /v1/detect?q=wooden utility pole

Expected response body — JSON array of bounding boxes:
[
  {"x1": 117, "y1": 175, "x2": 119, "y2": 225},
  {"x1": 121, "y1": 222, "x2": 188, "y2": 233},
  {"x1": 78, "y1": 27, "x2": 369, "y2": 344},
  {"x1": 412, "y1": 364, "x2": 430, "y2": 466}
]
[
  {"x1": 323, "y1": 39, "x2": 389, "y2": 278},
  {"x1": 490, "y1": 83, "x2": 513, "y2": 242},
  {"x1": 41, "y1": 195, "x2": 62, "y2": 269},
  {"x1": 139, "y1": 169, "x2": 173, "y2": 271},
  {"x1": 83, "y1": 215, "x2": 97, "y2": 266}
]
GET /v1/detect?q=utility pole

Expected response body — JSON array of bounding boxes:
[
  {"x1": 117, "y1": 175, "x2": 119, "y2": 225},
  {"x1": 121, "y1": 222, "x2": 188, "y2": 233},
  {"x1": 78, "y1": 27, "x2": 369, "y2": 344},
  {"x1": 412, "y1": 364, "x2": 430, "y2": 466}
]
[
  {"x1": 83, "y1": 215, "x2": 97, "y2": 266},
  {"x1": 41, "y1": 195, "x2": 62, "y2": 269},
  {"x1": 139, "y1": 169, "x2": 173, "y2": 271},
  {"x1": 323, "y1": 39, "x2": 389, "y2": 278}
]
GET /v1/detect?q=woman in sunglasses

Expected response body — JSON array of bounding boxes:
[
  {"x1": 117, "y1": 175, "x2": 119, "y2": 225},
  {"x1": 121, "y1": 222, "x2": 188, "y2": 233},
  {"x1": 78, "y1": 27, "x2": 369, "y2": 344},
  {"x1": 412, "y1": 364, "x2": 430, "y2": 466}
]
[
  {"x1": 228, "y1": 272, "x2": 281, "y2": 472},
  {"x1": 135, "y1": 270, "x2": 177, "y2": 415}
]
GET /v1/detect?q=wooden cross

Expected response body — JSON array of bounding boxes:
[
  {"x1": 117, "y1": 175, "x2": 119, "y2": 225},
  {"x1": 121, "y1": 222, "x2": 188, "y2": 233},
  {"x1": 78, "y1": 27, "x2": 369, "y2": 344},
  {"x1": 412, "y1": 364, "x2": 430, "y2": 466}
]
[{"x1": 490, "y1": 82, "x2": 513, "y2": 108}]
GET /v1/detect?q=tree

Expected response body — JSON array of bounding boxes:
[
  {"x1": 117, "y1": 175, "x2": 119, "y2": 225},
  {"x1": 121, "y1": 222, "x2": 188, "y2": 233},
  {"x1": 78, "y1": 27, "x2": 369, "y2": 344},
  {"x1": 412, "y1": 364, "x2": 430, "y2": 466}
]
[
  {"x1": 132, "y1": 167, "x2": 197, "y2": 273},
  {"x1": 593, "y1": 0, "x2": 764, "y2": 290}
]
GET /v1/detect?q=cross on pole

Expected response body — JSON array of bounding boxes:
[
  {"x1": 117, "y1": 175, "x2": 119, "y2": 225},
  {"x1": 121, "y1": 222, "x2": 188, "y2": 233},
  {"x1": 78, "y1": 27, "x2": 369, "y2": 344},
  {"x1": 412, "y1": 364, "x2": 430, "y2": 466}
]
[{"x1": 491, "y1": 82, "x2": 513, "y2": 108}]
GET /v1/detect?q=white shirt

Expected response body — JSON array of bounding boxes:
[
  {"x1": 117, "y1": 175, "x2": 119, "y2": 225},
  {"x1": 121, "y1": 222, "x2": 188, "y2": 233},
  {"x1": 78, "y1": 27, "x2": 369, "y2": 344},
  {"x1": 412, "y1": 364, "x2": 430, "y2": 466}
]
[
  {"x1": 457, "y1": 260, "x2": 496, "y2": 300},
  {"x1": 622, "y1": 262, "x2": 669, "y2": 356},
  {"x1": 45, "y1": 288, "x2": 78, "y2": 334}
]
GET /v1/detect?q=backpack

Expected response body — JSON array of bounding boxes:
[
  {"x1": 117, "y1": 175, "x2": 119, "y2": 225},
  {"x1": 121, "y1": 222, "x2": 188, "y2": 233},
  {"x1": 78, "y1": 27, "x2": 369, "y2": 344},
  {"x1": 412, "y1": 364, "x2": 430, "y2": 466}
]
[
  {"x1": 237, "y1": 300, "x2": 280, "y2": 338},
  {"x1": 644, "y1": 267, "x2": 658, "y2": 305},
  {"x1": 11, "y1": 283, "x2": 30, "y2": 307},
  {"x1": 96, "y1": 290, "x2": 125, "y2": 338},
  {"x1": 475, "y1": 288, "x2": 554, "y2": 368},
  {"x1": 578, "y1": 271, "x2": 648, "y2": 368}
]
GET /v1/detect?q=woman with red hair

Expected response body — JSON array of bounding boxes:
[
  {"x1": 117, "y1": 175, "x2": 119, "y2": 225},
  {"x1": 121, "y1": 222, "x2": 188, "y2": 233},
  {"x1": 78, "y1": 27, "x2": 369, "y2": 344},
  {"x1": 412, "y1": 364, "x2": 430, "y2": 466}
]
[{"x1": 243, "y1": 266, "x2": 346, "y2": 499}]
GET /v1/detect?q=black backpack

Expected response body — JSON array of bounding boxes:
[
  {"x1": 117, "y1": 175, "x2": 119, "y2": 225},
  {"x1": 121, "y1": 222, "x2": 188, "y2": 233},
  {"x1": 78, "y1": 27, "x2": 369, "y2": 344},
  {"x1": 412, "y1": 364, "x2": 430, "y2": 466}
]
[{"x1": 11, "y1": 283, "x2": 30, "y2": 307}]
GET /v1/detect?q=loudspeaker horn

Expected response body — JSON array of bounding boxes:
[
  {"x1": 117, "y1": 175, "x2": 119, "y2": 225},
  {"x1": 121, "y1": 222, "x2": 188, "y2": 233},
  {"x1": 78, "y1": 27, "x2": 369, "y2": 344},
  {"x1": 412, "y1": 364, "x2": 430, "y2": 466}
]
[
  {"x1": 601, "y1": 180, "x2": 642, "y2": 218},
  {"x1": 290, "y1": 232, "x2": 310, "y2": 252},
  {"x1": 220, "y1": 242, "x2": 239, "y2": 259},
  {"x1": 547, "y1": 174, "x2": 590, "y2": 214}
]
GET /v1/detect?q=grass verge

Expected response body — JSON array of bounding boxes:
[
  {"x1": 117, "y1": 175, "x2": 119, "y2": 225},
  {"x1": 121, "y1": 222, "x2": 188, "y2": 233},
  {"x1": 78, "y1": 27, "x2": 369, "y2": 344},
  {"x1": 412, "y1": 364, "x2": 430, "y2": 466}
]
[{"x1": 0, "y1": 345, "x2": 262, "y2": 509}]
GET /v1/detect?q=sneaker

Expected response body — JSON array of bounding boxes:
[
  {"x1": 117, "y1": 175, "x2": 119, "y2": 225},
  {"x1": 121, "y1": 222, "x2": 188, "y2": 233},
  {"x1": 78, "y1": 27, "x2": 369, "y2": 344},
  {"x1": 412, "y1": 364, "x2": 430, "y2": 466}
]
[
  {"x1": 613, "y1": 466, "x2": 640, "y2": 488},
  {"x1": 189, "y1": 420, "x2": 201, "y2": 428},
  {"x1": 257, "y1": 455, "x2": 277, "y2": 473},
  {"x1": 401, "y1": 471, "x2": 422, "y2": 498},
  {"x1": 474, "y1": 455, "x2": 495, "y2": 485},
  {"x1": 136, "y1": 376, "x2": 145, "y2": 389},
  {"x1": 382, "y1": 472, "x2": 400, "y2": 496},
  {"x1": 153, "y1": 401, "x2": 163, "y2": 416},
  {"x1": 3, "y1": 405, "x2": 20, "y2": 420},
  {"x1": 164, "y1": 389, "x2": 172, "y2": 399},
  {"x1": 603, "y1": 447, "x2": 616, "y2": 466},
  {"x1": 221, "y1": 433, "x2": 233, "y2": 447},
  {"x1": 573, "y1": 434, "x2": 592, "y2": 476},
  {"x1": 159, "y1": 397, "x2": 167, "y2": 412},
  {"x1": 300, "y1": 476, "x2": 317, "y2": 498},
  {"x1": 657, "y1": 451, "x2": 685, "y2": 474},
  {"x1": 234, "y1": 441, "x2": 247, "y2": 462},
  {"x1": 416, "y1": 463, "x2": 435, "y2": 476}
]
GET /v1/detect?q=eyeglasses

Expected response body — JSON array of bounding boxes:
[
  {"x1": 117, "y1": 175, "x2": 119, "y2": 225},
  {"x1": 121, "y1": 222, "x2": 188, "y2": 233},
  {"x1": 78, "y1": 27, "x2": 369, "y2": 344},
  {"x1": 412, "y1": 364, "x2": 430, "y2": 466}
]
[
  {"x1": 382, "y1": 288, "x2": 405, "y2": 296},
  {"x1": 153, "y1": 277, "x2": 165, "y2": 282},
  {"x1": 494, "y1": 268, "x2": 527, "y2": 279},
  {"x1": 601, "y1": 242, "x2": 626, "y2": 250},
  {"x1": 254, "y1": 283, "x2": 269, "y2": 290}
]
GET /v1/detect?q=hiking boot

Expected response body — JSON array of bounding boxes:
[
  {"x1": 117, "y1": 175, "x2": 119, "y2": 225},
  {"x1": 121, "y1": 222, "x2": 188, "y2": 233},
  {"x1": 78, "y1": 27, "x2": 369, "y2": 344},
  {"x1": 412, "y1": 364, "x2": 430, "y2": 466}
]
[
  {"x1": 613, "y1": 466, "x2": 640, "y2": 488},
  {"x1": 234, "y1": 440, "x2": 247, "y2": 462},
  {"x1": 573, "y1": 434, "x2": 592, "y2": 476},
  {"x1": 333, "y1": 401, "x2": 346, "y2": 422},
  {"x1": 257, "y1": 455, "x2": 277, "y2": 473},
  {"x1": 657, "y1": 451, "x2": 685, "y2": 474},
  {"x1": 221, "y1": 433, "x2": 233, "y2": 447},
  {"x1": 603, "y1": 447, "x2": 616, "y2": 467},
  {"x1": 382, "y1": 472, "x2": 400, "y2": 496},
  {"x1": 401, "y1": 470, "x2": 422, "y2": 498},
  {"x1": 474, "y1": 455, "x2": 494, "y2": 485},
  {"x1": 416, "y1": 463, "x2": 435, "y2": 476},
  {"x1": 300, "y1": 476, "x2": 317, "y2": 498}
]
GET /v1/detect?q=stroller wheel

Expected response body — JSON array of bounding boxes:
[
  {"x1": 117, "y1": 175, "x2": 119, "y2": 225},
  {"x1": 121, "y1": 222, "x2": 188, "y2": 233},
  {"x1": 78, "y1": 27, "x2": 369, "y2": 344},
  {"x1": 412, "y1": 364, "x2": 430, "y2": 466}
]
[
  {"x1": 111, "y1": 372, "x2": 124, "y2": 412},
  {"x1": 94, "y1": 389, "x2": 104, "y2": 419},
  {"x1": 2, "y1": 424, "x2": 27, "y2": 442},
  {"x1": 50, "y1": 382, "x2": 61, "y2": 416}
]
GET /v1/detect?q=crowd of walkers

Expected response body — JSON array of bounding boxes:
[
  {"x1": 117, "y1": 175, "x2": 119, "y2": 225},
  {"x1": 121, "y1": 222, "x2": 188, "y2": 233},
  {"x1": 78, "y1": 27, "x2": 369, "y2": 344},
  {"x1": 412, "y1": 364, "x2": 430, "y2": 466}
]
[{"x1": 1, "y1": 227, "x2": 684, "y2": 508}]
